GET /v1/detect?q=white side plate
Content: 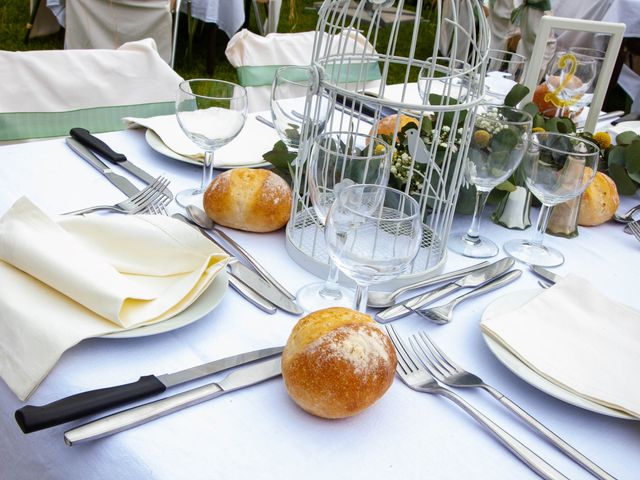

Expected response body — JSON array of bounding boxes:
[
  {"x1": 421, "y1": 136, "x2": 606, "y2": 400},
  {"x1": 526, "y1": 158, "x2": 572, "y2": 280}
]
[
  {"x1": 100, "y1": 271, "x2": 228, "y2": 339},
  {"x1": 481, "y1": 289, "x2": 636, "y2": 420}
]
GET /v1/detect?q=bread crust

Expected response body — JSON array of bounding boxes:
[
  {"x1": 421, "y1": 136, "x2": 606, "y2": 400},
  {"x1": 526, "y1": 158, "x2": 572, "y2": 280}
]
[
  {"x1": 203, "y1": 168, "x2": 292, "y2": 232},
  {"x1": 282, "y1": 307, "x2": 397, "y2": 419},
  {"x1": 578, "y1": 172, "x2": 620, "y2": 226}
]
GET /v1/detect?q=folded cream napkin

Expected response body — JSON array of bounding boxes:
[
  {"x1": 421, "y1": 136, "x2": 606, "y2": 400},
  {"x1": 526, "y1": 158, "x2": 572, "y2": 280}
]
[
  {"x1": 481, "y1": 275, "x2": 640, "y2": 419},
  {"x1": 123, "y1": 113, "x2": 279, "y2": 167},
  {"x1": 0, "y1": 198, "x2": 228, "y2": 400}
]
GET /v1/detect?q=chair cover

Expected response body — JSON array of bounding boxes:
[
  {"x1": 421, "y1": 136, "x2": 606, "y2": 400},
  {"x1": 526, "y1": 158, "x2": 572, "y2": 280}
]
[
  {"x1": 0, "y1": 39, "x2": 183, "y2": 141},
  {"x1": 64, "y1": 0, "x2": 172, "y2": 63},
  {"x1": 225, "y1": 29, "x2": 381, "y2": 112}
]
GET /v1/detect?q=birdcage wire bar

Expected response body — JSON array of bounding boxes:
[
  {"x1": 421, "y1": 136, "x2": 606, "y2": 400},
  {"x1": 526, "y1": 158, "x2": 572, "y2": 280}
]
[{"x1": 285, "y1": 0, "x2": 490, "y2": 289}]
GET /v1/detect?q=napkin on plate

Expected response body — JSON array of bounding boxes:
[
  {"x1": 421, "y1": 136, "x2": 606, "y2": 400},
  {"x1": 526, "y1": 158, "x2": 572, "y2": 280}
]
[
  {"x1": 123, "y1": 113, "x2": 279, "y2": 167},
  {"x1": 0, "y1": 198, "x2": 229, "y2": 400},
  {"x1": 481, "y1": 275, "x2": 640, "y2": 419}
]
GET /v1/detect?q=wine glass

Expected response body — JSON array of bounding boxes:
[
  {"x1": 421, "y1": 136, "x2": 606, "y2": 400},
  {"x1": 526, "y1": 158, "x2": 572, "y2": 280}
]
[
  {"x1": 503, "y1": 132, "x2": 600, "y2": 267},
  {"x1": 324, "y1": 184, "x2": 423, "y2": 312},
  {"x1": 448, "y1": 105, "x2": 532, "y2": 258},
  {"x1": 484, "y1": 49, "x2": 526, "y2": 104},
  {"x1": 417, "y1": 57, "x2": 473, "y2": 103},
  {"x1": 567, "y1": 47, "x2": 605, "y2": 117},
  {"x1": 296, "y1": 131, "x2": 392, "y2": 312},
  {"x1": 175, "y1": 79, "x2": 248, "y2": 207},
  {"x1": 270, "y1": 65, "x2": 330, "y2": 153},
  {"x1": 543, "y1": 52, "x2": 597, "y2": 119}
]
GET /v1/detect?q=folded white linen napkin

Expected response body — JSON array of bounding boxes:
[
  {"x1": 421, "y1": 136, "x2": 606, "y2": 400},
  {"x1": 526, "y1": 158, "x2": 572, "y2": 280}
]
[
  {"x1": 0, "y1": 198, "x2": 228, "y2": 400},
  {"x1": 481, "y1": 275, "x2": 640, "y2": 419},
  {"x1": 123, "y1": 113, "x2": 280, "y2": 167}
]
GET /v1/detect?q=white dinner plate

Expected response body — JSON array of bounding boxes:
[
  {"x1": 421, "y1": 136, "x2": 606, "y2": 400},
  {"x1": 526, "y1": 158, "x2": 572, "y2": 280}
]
[
  {"x1": 481, "y1": 289, "x2": 637, "y2": 420},
  {"x1": 145, "y1": 129, "x2": 271, "y2": 170},
  {"x1": 100, "y1": 271, "x2": 228, "y2": 339},
  {"x1": 608, "y1": 120, "x2": 640, "y2": 138}
]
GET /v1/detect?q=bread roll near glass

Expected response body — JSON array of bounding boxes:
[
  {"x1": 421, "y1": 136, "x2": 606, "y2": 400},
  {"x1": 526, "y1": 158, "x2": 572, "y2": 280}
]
[
  {"x1": 578, "y1": 171, "x2": 620, "y2": 226},
  {"x1": 203, "y1": 168, "x2": 292, "y2": 232},
  {"x1": 282, "y1": 307, "x2": 397, "y2": 419}
]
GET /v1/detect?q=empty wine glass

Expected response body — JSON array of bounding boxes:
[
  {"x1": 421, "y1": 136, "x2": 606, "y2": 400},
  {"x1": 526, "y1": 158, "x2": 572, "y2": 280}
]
[
  {"x1": 503, "y1": 132, "x2": 600, "y2": 267},
  {"x1": 175, "y1": 79, "x2": 248, "y2": 207},
  {"x1": 324, "y1": 184, "x2": 423, "y2": 312},
  {"x1": 484, "y1": 49, "x2": 526, "y2": 104},
  {"x1": 449, "y1": 105, "x2": 532, "y2": 258},
  {"x1": 543, "y1": 52, "x2": 597, "y2": 119},
  {"x1": 417, "y1": 57, "x2": 473, "y2": 103},
  {"x1": 296, "y1": 131, "x2": 392, "y2": 312},
  {"x1": 567, "y1": 47, "x2": 605, "y2": 117},
  {"x1": 270, "y1": 65, "x2": 330, "y2": 153}
]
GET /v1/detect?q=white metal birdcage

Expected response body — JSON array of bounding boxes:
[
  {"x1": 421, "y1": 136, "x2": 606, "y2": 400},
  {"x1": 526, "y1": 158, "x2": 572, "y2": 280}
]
[{"x1": 285, "y1": 0, "x2": 490, "y2": 289}]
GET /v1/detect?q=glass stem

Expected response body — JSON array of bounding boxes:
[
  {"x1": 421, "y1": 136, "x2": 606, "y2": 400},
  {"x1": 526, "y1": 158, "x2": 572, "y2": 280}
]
[
  {"x1": 531, "y1": 204, "x2": 553, "y2": 247},
  {"x1": 201, "y1": 150, "x2": 215, "y2": 192},
  {"x1": 465, "y1": 189, "x2": 491, "y2": 242},
  {"x1": 353, "y1": 284, "x2": 369, "y2": 313},
  {"x1": 319, "y1": 260, "x2": 344, "y2": 300}
]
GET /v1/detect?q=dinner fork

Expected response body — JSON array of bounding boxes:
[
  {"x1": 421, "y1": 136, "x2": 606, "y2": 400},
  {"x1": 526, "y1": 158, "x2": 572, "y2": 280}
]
[
  {"x1": 385, "y1": 325, "x2": 568, "y2": 480},
  {"x1": 412, "y1": 331, "x2": 615, "y2": 480},
  {"x1": 62, "y1": 176, "x2": 170, "y2": 216}
]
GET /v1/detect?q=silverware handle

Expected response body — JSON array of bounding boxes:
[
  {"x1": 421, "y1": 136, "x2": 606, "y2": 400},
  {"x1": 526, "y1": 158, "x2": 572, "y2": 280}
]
[
  {"x1": 61, "y1": 205, "x2": 114, "y2": 216},
  {"x1": 256, "y1": 115, "x2": 275, "y2": 129},
  {"x1": 375, "y1": 282, "x2": 461, "y2": 323},
  {"x1": 211, "y1": 228, "x2": 296, "y2": 300},
  {"x1": 446, "y1": 270, "x2": 522, "y2": 308},
  {"x1": 228, "y1": 274, "x2": 277, "y2": 314},
  {"x1": 390, "y1": 261, "x2": 490, "y2": 299},
  {"x1": 64, "y1": 383, "x2": 224, "y2": 445},
  {"x1": 485, "y1": 386, "x2": 615, "y2": 480},
  {"x1": 440, "y1": 388, "x2": 568, "y2": 480}
]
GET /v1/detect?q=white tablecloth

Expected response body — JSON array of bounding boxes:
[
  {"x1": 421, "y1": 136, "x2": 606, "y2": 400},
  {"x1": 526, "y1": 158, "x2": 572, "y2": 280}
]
[
  {"x1": 47, "y1": 0, "x2": 245, "y2": 39},
  {"x1": 0, "y1": 126, "x2": 639, "y2": 479}
]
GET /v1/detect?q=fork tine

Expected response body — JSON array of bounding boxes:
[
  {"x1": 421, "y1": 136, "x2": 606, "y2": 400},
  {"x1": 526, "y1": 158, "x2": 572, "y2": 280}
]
[
  {"x1": 385, "y1": 325, "x2": 422, "y2": 375},
  {"x1": 411, "y1": 333, "x2": 450, "y2": 379},
  {"x1": 417, "y1": 331, "x2": 461, "y2": 375}
]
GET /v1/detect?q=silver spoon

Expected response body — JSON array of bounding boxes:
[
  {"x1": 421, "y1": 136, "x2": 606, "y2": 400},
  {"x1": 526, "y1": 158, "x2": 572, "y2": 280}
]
[
  {"x1": 613, "y1": 203, "x2": 640, "y2": 223},
  {"x1": 186, "y1": 205, "x2": 296, "y2": 301}
]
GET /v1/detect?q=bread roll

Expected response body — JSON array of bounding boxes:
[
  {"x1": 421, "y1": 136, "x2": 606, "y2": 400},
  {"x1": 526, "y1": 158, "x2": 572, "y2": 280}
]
[
  {"x1": 203, "y1": 168, "x2": 292, "y2": 233},
  {"x1": 578, "y1": 171, "x2": 620, "y2": 226},
  {"x1": 282, "y1": 307, "x2": 397, "y2": 419},
  {"x1": 372, "y1": 113, "x2": 418, "y2": 139}
]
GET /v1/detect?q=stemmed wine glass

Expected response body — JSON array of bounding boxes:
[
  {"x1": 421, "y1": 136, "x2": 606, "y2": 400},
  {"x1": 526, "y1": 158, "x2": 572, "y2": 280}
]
[
  {"x1": 324, "y1": 184, "x2": 423, "y2": 312},
  {"x1": 296, "y1": 131, "x2": 391, "y2": 312},
  {"x1": 543, "y1": 52, "x2": 597, "y2": 119},
  {"x1": 270, "y1": 65, "x2": 330, "y2": 154},
  {"x1": 504, "y1": 132, "x2": 600, "y2": 267},
  {"x1": 484, "y1": 49, "x2": 526, "y2": 104},
  {"x1": 175, "y1": 79, "x2": 248, "y2": 207},
  {"x1": 448, "y1": 105, "x2": 532, "y2": 258}
]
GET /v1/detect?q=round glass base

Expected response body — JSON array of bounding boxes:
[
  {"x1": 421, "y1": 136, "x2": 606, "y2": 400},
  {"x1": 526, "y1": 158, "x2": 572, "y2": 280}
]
[
  {"x1": 448, "y1": 231, "x2": 499, "y2": 258},
  {"x1": 503, "y1": 239, "x2": 565, "y2": 267},
  {"x1": 175, "y1": 188, "x2": 204, "y2": 208},
  {"x1": 296, "y1": 281, "x2": 355, "y2": 313}
]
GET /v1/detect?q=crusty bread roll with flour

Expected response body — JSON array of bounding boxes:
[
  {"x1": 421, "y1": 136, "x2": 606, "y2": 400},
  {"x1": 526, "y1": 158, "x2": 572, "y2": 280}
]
[
  {"x1": 282, "y1": 307, "x2": 397, "y2": 419},
  {"x1": 203, "y1": 168, "x2": 292, "y2": 233}
]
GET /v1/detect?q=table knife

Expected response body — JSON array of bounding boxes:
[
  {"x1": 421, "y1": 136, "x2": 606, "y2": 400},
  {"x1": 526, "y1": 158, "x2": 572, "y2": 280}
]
[
  {"x1": 64, "y1": 356, "x2": 282, "y2": 445},
  {"x1": 530, "y1": 265, "x2": 563, "y2": 285},
  {"x1": 375, "y1": 257, "x2": 515, "y2": 323},
  {"x1": 69, "y1": 127, "x2": 173, "y2": 200},
  {"x1": 65, "y1": 138, "x2": 139, "y2": 197},
  {"x1": 15, "y1": 346, "x2": 283, "y2": 434},
  {"x1": 172, "y1": 213, "x2": 300, "y2": 315}
]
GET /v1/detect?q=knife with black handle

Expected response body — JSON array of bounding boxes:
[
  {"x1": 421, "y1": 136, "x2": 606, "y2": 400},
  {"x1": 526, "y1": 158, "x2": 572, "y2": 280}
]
[
  {"x1": 69, "y1": 128, "x2": 173, "y2": 200},
  {"x1": 15, "y1": 346, "x2": 283, "y2": 434}
]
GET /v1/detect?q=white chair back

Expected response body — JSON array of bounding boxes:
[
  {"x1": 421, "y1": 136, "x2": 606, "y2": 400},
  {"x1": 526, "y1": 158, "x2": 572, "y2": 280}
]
[
  {"x1": 225, "y1": 29, "x2": 381, "y2": 112},
  {"x1": 0, "y1": 39, "x2": 183, "y2": 142}
]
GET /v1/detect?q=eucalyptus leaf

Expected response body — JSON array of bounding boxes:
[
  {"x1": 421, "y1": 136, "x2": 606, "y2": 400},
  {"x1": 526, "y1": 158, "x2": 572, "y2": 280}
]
[
  {"x1": 624, "y1": 140, "x2": 640, "y2": 183},
  {"x1": 504, "y1": 84, "x2": 530, "y2": 107},
  {"x1": 608, "y1": 146, "x2": 637, "y2": 195},
  {"x1": 491, "y1": 128, "x2": 519, "y2": 152},
  {"x1": 522, "y1": 102, "x2": 539, "y2": 118},
  {"x1": 494, "y1": 180, "x2": 516, "y2": 192},
  {"x1": 615, "y1": 131, "x2": 640, "y2": 146}
]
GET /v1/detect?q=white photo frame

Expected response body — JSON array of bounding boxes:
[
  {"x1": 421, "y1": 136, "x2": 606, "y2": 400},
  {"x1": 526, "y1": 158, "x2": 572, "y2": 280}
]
[{"x1": 522, "y1": 16, "x2": 626, "y2": 133}]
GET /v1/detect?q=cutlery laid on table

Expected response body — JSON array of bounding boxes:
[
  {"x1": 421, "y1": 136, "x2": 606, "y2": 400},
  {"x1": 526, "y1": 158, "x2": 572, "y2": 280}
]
[
  {"x1": 15, "y1": 346, "x2": 283, "y2": 434},
  {"x1": 367, "y1": 261, "x2": 491, "y2": 308},
  {"x1": 61, "y1": 176, "x2": 170, "y2": 216},
  {"x1": 376, "y1": 257, "x2": 515, "y2": 323},
  {"x1": 385, "y1": 325, "x2": 568, "y2": 480},
  {"x1": 530, "y1": 265, "x2": 563, "y2": 285},
  {"x1": 69, "y1": 127, "x2": 174, "y2": 200},
  {"x1": 411, "y1": 331, "x2": 615, "y2": 480},
  {"x1": 414, "y1": 269, "x2": 522, "y2": 324},
  {"x1": 172, "y1": 213, "x2": 302, "y2": 315},
  {"x1": 63, "y1": 356, "x2": 283, "y2": 445}
]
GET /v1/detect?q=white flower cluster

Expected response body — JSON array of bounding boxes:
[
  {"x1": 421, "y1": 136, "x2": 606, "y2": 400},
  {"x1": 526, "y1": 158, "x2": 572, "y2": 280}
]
[{"x1": 475, "y1": 112, "x2": 509, "y2": 136}]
